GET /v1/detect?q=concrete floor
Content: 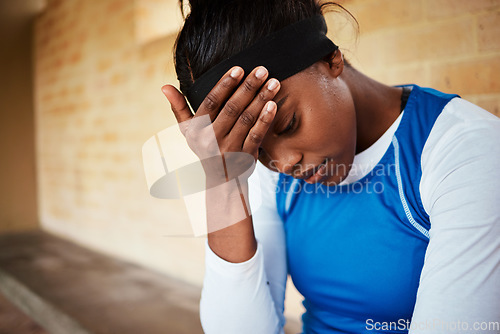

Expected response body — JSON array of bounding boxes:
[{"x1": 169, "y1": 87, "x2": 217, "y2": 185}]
[
  {"x1": 0, "y1": 291, "x2": 49, "y2": 334},
  {"x1": 0, "y1": 231, "x2": 203, "y2": 334},
  {"x1": 0, "y1": 231, "x2": 302, "y2": 334}
]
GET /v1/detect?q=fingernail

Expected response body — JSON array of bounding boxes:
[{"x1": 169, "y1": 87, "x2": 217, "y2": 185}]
[
  {"x1": 231, "y1": 67, "x2": 242, "y2": 78},
  {"x1": 266, "y1": 101, "x2": 275, "y2": 112},
  {"x1": 255, "y1": 67, "x2": 267, "y2": 79},
  {"x1": 267, "y1": 79, "x2": 278, "y2": 91}
]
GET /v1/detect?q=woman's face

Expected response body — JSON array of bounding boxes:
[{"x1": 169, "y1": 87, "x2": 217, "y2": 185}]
[{"x1": 258, "y1": 60, "x2": 357, "y2": 186}]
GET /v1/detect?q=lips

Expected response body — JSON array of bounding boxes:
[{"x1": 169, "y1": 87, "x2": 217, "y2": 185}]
[{"x1": 295, "y1": 159, "x2": 328, "y2": 180}]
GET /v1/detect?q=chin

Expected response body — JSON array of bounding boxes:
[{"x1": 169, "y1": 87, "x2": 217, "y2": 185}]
[{"x1": 317, "y1": 157, "x2": 352, "y2": 186}]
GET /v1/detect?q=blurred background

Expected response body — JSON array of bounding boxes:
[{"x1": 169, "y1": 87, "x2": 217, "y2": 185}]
[{"x1": 0, "y1": 0, "x2": 499, "y2": 333}]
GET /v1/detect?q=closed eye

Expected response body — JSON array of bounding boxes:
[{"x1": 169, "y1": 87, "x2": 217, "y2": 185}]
[{"x1": 279, "y1": 112, "x2": 296, "y2": 135}]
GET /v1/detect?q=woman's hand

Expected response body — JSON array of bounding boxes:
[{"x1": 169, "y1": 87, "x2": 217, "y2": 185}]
[
  {"x1": 161, "y1": 66, "x2": 280, "y2": 261},
  {"x1": 162, "y1": 66, "x2": 280, "y2": 187}
]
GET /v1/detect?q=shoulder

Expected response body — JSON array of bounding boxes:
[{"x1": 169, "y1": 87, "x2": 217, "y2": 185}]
[
  {"x1": 420, "y1": 97, "x2": 500, "y2": 218},
  {"x1": 422, "y1": 97, "x2": 500, "y2": 163},
  {"x1": 433, "y1": 97, "x2": 499, "y2": 129}
]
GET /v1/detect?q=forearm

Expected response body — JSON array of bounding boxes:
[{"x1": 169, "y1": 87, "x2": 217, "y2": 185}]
[
  {"x1": 200, "y1": 241, "x2": 284, "y2": 334},
  {"x1": 200, "y1": 162, "x2": 287, "y2": 334},
  {"x1": 206, "y1": 179, "x2": 257, "y2": 263}
]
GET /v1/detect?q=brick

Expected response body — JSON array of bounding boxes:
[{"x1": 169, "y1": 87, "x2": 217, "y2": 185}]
[
  {"x1": 475, "y1": 95, "x2": 500, "y2": 117},
  {"x1": 367, "y1": 64, "x2": 430, "y2": 87},
  {"x1": 356, "y1": 17, "x2": 475, "y2": 67},
  {"x1": 106, "y1": 0, "x2": 128, "y2": 14},
  {"x1": 110, "y1": 72, "x2": 127, "y2": 85},
  {"x1": 103, "y1": 133, "x2": 118, "y2": 142},
  {"x1": 424, "y1": 0, "x2": 500, "y2": 20},
  {"x1": 429, "y1": 56, "x2": 500, "y2": 95},
  {"x1": 342, "y1": 0, "x2": 424, "y2": 34},
  {"x1": 135, "y1": 0, "x2": 184, "y2": 43},
  {"x1": 68, "y1": 52, "x2": 82, "y2": 65},
  {"x1": 478, "y1": 10, "x2": 500, "y2": 52}
]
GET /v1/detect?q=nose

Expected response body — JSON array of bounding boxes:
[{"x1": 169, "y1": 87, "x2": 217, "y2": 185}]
[{"x1": 261, "y1": 144, "x2": 302, "y2": 175}]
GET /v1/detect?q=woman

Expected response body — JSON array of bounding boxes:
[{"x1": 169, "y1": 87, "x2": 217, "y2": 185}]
[{"x1": 162, "y1": 0, "x2": 500, "y2": 333}]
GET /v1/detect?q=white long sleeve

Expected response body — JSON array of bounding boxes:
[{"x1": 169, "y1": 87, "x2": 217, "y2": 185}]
[
  {"x1": 410, "y1": 99, "x2": 500, "y2": 333},
  {"x1": 200, "y1": 161, "x2": 287, "y2": 334}
]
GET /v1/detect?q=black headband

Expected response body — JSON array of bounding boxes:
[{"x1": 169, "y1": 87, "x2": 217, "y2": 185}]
[{"x1": 185, "y1": 14, "x2": 338, "y2": 111}]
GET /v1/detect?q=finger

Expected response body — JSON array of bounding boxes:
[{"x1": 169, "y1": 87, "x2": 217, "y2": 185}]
[
  {"x1": 242, "y1": 100, "x2": 277, "y2": 158},
  {"x1": 161, "y1": 85, "x2": 193, "y2": 125},
  {"x1": 212, "y1": 66, "x2": 269, "y2": 137},
  {"x1": 227, "y1": 78, "x2": 280, "y2": 145},
  {"x1": 195, "y1": 66, "x2": 244, "y2": 121}
]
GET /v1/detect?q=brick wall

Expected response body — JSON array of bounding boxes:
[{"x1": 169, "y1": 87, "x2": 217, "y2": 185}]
[
  {"x1": 35, "y1": 0, "x2": 205, "y2": 286},
  {"x1": 334, "y1": 0, "x2": 500, "y2": 116},
  {"x1": 34, "y1": 0, "x2": 500, "y2": 323}
]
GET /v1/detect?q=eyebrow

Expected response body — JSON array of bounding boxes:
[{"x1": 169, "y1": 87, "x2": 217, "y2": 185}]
[
  {"x1": 273, "y1": 94, "x2": 291, "y2": 134},
  {"x1": 276, "y1": 94, "x2": 289, "y2": 110}
]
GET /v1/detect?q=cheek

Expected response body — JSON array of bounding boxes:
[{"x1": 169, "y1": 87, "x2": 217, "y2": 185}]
[
  {"x1": 304, "y1": 81, "x2": 357, "y2": 158},
  {"x1": 257, "y1": 145, "x2": 280, "y2": 173}
]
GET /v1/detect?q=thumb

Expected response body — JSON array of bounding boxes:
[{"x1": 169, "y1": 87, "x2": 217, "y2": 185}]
[{"x1": 161, "y1": 85, "x2": 193, "y2": 124}]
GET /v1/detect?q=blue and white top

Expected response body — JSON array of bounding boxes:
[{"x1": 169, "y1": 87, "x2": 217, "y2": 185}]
[{"x1": 200, "y1": 86, "x2": 500, "y2": 334}]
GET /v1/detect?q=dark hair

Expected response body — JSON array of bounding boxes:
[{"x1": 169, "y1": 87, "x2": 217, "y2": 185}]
[{"x1": 174, "y1": 0, "x2": 355, "y2": 97}]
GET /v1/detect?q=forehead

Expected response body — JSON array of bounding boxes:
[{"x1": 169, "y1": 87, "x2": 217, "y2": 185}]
[{"x1": 272, "y1": 67, "x2": 319, "y2": 103}]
